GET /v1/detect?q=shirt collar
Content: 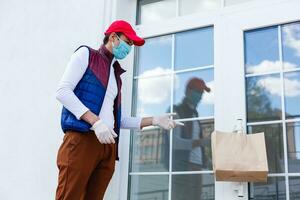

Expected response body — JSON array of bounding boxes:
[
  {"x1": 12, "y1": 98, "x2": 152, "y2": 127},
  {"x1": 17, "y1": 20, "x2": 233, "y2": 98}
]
[{"x1": 99, "y1": 44, "x2": 114, "y2": 62}]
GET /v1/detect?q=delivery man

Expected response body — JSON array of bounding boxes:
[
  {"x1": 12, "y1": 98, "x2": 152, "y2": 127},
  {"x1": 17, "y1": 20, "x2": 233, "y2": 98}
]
[{"x1": 55, "y1": 20, "x2": 183, "y2": 200}]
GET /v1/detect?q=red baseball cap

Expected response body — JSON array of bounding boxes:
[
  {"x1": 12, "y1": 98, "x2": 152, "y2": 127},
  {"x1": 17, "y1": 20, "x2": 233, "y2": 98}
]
[
  {"x1": 186, "y1": 78, "x2": 211, "y2": 93},
  {"x1": 105, "y1": 20, "x2": 145, "y2": 46}
]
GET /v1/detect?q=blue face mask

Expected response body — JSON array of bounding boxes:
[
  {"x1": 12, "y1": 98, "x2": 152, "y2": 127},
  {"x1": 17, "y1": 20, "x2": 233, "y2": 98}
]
[
  {"x1": 187, "y1": 90, "x2": 203, "y2": 107},
  {"x1": 112, "y1": 35, "x2": 132, "y2": 59}
]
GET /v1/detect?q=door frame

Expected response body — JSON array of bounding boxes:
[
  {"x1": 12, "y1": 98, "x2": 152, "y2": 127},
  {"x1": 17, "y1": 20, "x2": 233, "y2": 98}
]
[{"x1": 114, "y1": 0, "x2": 300, "y2": 199}]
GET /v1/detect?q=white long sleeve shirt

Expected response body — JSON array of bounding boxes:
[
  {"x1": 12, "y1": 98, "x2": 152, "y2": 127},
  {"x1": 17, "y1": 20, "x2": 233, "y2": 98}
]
[{"x1": 56, "y1": 46, "x2": 141, "y2": 129}]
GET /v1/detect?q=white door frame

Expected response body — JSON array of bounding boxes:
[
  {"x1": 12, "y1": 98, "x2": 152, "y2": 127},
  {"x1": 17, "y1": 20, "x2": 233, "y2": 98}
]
[
  {"x1": 113, "y1": 0, "x2": 300, "y2": 199},
  {"x1": 214, "y1": 1, "x2": 300, "y2": 199}
]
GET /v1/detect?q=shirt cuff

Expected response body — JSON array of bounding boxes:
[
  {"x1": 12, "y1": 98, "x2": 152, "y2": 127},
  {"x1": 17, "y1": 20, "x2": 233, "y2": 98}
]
[
  {"x1": 121, "y1": 117, "x2": 142, "y2": 130},
  {"x1": 75, "y1": 107, "x2": 90, "y2": 120}
]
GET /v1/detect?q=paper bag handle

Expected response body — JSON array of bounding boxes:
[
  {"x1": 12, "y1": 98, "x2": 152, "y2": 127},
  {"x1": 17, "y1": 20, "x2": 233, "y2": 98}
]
[{"x1": 232, "y1": 119, "x2": 245, "y2": 134}]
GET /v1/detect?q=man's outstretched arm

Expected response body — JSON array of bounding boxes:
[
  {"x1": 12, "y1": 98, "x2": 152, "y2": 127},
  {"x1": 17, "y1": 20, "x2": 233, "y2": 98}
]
[{"x1": 121, "y1": 113, "x2": 184, "y2": 130}]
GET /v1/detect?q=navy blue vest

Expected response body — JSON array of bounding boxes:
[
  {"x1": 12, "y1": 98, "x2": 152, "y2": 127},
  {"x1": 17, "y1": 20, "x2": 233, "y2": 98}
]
[{"x1": 60, "y1": 45, "x2": 125, "y2": 159}]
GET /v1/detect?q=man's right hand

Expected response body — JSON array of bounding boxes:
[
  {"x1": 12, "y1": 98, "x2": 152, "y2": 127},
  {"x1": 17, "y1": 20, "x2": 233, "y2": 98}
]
[{"x1": 91, "y1": 119, "x2": 118, "y2": 144}]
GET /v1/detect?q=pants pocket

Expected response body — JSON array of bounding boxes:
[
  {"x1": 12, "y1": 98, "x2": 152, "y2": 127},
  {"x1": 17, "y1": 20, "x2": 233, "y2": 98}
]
[{"x1": 67, "y1": 132, "x2": 82, "y2": 152}]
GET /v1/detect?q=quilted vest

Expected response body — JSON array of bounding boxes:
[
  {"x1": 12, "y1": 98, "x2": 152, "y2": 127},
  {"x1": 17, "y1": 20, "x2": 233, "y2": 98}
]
[{"x1": 60, "y1": 44, "x2": 125, "y2": 159}]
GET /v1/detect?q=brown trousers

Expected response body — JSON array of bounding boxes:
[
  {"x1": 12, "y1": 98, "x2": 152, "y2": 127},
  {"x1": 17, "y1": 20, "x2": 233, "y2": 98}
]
[{"x1": 55, "y1": 130, "x2": 116, "y2": 200}]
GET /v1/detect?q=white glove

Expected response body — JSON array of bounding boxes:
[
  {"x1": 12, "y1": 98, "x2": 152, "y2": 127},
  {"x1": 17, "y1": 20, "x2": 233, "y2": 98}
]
[
  {"x1": 91, "y1": 119, "x2": 118, "y2": 144},
  {"x1": 152, "y1": 113, "x2": 184, "y2": 130}
]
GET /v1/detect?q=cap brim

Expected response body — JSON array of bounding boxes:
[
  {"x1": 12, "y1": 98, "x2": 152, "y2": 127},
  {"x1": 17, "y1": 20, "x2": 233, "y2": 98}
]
[
  {"x1": 124, "y1": 33, "x2": 145, "y2": 46},
  {"x1": 204, "y1": 86, "x2": 211, "y2": 92}
]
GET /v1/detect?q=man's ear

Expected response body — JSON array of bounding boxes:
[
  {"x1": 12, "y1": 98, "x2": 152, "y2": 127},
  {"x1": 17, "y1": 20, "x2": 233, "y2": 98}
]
[{"x1": 109, "y1": 32, "x2": 116, "y2": 42}]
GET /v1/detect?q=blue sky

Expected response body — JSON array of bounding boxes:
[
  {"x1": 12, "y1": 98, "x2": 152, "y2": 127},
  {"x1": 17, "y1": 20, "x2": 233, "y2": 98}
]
[
  {"x1": 134, "y1": 27, "x2": 214, "y2": 118},
  {"x1": 245, "y1": 23, "x2": 300, "y2": 120}
]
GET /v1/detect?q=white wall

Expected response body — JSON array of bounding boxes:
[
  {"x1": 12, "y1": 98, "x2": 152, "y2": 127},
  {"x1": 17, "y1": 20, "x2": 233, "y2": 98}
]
[{"x1": 0, "y1": 0, "x2": 115, "y2": 199}]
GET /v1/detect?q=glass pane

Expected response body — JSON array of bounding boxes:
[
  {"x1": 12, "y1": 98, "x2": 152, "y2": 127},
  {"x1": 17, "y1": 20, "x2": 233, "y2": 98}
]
[
  {"x1": 248, "y1": 124, "x2": 284, "y2": 173},
  {"x1": 172, "y1": 119, "x2": 214, "y2": 171},
  {"x1": 249, "y1": 177, "x2": 286, "y2": 200},
  {"x1": 246, "y1": 74, "x2": 282, "y2": 122},
  {"x1": 244, "y1": 27, "x2": 280, "y2": 74},
  {"x1": 129, "y1": 175, "x2": 169, "y2": 200},
  {"x1": 284, "y1": 71, "x2": 300, "y2": 119},
  {"x1": 130, "y1": 128, "x2": 170, "y2": 172},
  {"x1": 172, "y1": 174, "x2": 215, "y2": 200},
  {"x1": 138, "y1": 0, "x2": 176, "y2": 24},
  {"x1": 286, "y1": 122, "x2": 300, "y2": 173},
  {"x1": 289, "y1": 177, "x2": 300, "y2": 200},
  {"x1": 173, "y1": 69, "x2": 214, "y2": 118},
  {"x1": 175, "y1": 27, "x2": 213, "y2": 70},
  {"x1": 178, "y1": 0, "x2": 219, "y2": 16},
  {"x1": 136, "y1": 35, "x2": 172, "y2": 76},
  {"x1": 226, "y1": 0, "x2": 252, "y2": 6},
  {"x1": 282, "y1": 22, "x2": 300, "y2": 70},
  {"x1": 134, "y1": 75, "x2": 171, "y2": 117}
]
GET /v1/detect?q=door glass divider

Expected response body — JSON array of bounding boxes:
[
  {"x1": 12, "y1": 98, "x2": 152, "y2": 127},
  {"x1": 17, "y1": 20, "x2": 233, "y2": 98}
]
[
  {"x1": 129, "y1": 171, "x2": 214, "y2": 176},
  {"x1": 175, "y1": 116, "x2": 215, "y2": 122},
  {"x1": 168, "y1": 33, "x2": 176, "y2": 200},
  {"x1": 245, "y1": 70, "x2": 281, "y2": 78},
  {"x1": 268, "y1": 173, "x2": 287, "y2": 177},
  {"x1": 174, "y1": 65, "x2": 214, "y2": 74},
  {"x1": 283, "y1": 67, "x2": 300, "y2": 74},
  {"x1": 245, "y1": 67, "x2": 300, "y2": 78},
  {"x1": 133, "y1": 65, "x2": 214, "y2": 79},
  {"x1": 287, "y1": 173, "x2": 300, "y2": 177},
  {"x1": 278, "y1": 24, "x2": 290, "y2": 200},
  {"x1": 285, "y1": 118, "x2": 300, "y2": 123},
  {"x1": 247, "y1": 120, "x2": 283, "y2": 126}
]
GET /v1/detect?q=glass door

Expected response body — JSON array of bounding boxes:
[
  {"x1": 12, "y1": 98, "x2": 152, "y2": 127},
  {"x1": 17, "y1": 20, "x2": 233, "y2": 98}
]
[
  {"x1": 128, "y1": 26, "x2": 215, "y2": 200},
  {"x1": 245, "y1": 21, "x2": 300, "y2": 200}
]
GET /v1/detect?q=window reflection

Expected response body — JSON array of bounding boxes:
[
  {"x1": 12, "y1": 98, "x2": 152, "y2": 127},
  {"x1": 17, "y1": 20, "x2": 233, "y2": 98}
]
[
  {"x1": 282, "y1": 22, "x2": 300, "y2": 70},
  {"x1": 178, "y1": 0, "x2": 219, "y2": 16},
  {"x1": 173, "y1": 69, "x2": 214, "y2": 118},
  {"x1": 175, "y1": 27, "x2": 213, "y2": 70},
  {"x1": 284, "y1": 72, "x2": 300, "y2": 119},
  {"x1": 129, "y1": 175, "x2": 169, "y2": 200},
  {"x1": 138, "y1": 0, "x2": 176, "y2": 24},
  {"x1": 134, "y1": 75, "x2": 171, "y2": 117},
  {"x1": 136, "y1": 35, "x2": 172, "y2": 76},
  {"x1": 131, "y1": 25, "x2": 214, "y2": 199},
  {"x1": 245, "y1": 22, "x2": 300, "y2": 200},
  {"x1": 246, "y1": 74, "x2": 282, "y2": 122},
  {"x1": 250, "y1": 177, "x2": 286, "y2": 200},
  {"x1": 289, "y1": 177, "x2": 300, "y2": 199},
  {"x1": 131, "y1": 128, "x2": 170, "y2": 172},
  {"x1": 244, "y1": 27, "x2": 280, "y2": 74},
  {"x1": 287, "y1": 122, "x2": 300, "y2": 173},
  {"x1": 172, "y1": 119, "x2": 214, "y2": 172},
  {"x1": 248, "y1": 124, "x2": 284, "y2": 173},
  {"x1": 172, "y1": 174, "x2": 215, "y2": 200}
]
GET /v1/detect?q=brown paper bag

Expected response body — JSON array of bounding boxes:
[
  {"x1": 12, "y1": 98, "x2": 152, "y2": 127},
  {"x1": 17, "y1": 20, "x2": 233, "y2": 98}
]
[{"x1": 211, "y1": 130, "x2": 268, "y2": 182}]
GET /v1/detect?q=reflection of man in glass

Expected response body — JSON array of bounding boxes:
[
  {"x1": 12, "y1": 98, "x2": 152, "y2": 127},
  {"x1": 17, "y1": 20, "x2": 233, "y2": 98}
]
[{"x1": 173, "y1": 77, "x2": 211, "y2": 200}]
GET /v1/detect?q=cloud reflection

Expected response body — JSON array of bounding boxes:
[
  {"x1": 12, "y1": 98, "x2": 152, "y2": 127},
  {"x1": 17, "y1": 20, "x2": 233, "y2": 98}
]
[
  {"x1": 248, "y1": 60, "x2": 297, "y2": 74},
  {"x1": 283, "y1": 24, "x2": 300, "y2": 57},
  {"x1": 257, "y1": 76, "x2": 300, "y2": 97},
  {"x1": 202, "y1": 81, "x2": 214, "y2": 105},
  {"x1": 138, "y1": 67, "x2": 177, "y2": 104}
]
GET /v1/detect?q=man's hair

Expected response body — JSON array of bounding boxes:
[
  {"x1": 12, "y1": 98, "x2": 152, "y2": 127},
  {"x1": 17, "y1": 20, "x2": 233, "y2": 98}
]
[{"x1": 103, "y1": 32, "x2": 123, "y2": 44}]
